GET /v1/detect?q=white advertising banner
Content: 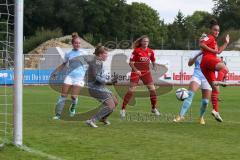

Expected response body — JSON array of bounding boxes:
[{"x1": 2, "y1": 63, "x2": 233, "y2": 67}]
[{"x1": 55, "y1": 48, "x2": 240, "y2": 85}]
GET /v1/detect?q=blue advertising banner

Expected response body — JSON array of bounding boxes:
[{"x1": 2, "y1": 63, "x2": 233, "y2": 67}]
[{"x1": 0, "y1": 69, "x2": 54, "y2": 85}]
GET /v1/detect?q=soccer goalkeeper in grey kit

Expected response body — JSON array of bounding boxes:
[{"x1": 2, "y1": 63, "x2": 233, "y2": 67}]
[{"x1": 85, "y1": 44, "x2": 118, "y2": 128}]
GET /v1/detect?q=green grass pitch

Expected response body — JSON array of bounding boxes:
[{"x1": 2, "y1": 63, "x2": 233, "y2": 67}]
[{"x1": 0, "y1": 85, "x2": 240, "y2": 160}]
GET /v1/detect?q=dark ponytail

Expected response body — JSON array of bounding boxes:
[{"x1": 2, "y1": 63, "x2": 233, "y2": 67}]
[{"x1": 209, "y1": 19, "x2": 218, "y2": 29}]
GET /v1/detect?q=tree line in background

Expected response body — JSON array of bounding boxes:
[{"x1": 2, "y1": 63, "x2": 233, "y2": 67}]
[{"x1": 1, "y1": 0, "x2": 240, "y2": 52}]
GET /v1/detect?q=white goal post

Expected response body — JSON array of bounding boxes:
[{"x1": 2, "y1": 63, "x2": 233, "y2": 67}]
[{"x1": 13, "y1": 0, "x2": 23, "y2": 146}]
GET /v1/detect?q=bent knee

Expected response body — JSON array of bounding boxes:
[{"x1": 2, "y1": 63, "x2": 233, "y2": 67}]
[
  {"x1": 202, "y1": 99, "x2": 209, "y2": 106},
  {"x1": 61, "y1": 94, "x2": 68, "y2": 97},
  {"x1": 129, "y1": 86, "x2": 137, "y2": 92},
  {"x1": 147, "y1": 85, "x2": 156, "y2": 91},
  {"x1": 114, "y1": 99, "x2": 119, "y2": 106},
  {"x1": 71, "y1": 95, "x2": 78, "y2": 100}
]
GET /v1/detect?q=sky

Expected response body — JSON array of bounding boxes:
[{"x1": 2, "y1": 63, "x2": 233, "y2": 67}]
[{"x1": 126, "y1": 0, "x2": 215, "y2": 23}]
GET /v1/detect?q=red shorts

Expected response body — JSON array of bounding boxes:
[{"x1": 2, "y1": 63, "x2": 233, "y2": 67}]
[
  {"x1": 200, "y1": 56, "x2": 221, "y2": 84},
  {"x1": 130, "y1": 71, "x2": 153, "y2": 85}
]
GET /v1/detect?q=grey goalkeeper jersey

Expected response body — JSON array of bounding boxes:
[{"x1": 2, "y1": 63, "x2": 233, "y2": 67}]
[{"x1": 86, "y1": 57, "x2": 111, "y2": 93}]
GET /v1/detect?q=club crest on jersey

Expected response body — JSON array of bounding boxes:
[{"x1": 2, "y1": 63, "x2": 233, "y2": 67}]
[
  {"x1": 203, "y1": 36, "x2": 209, "y2": 41},
  {"x1": 96, "y1": 59, "x2": 102, "y2": 65},
  {"x1": 140, "y1": 57, "x2": 149, "y2": 62},
  {"x1": 148, "y1": 52, "x2": 151, "y2": 57}
]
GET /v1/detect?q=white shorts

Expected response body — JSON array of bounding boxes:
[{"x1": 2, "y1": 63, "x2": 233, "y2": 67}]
[
  {"x1": 190, "y1": 76, "x2": 212, "y2": 90},
  {"x1": 64, "y1": 76, "x2": 85, "y2": 87}
]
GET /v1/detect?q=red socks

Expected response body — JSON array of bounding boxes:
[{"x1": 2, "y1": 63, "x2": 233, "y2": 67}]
[
  {"x1": 122, "y1": 91, "x2": 133, "y2": 110},
  {"x1": 211, "y1": 90, "x2": 219, "y2": 112},
  {"x1": 217, "y1": 68, "x2": 228, "y2": 81},
  {"x1": 122, "y1": 90, "x2": 157, "y2": 109},
  {"x1": 150, "y1": 90, "x2": 157, "y2": 109}
]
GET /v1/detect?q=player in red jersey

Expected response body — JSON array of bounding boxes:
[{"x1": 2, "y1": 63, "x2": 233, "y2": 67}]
[
  {"x1": 120, "y1": 35, "x2": 160, "y2": 117},
  {"x1": 199, "y1": 19, "x2": 230, "y2": 122}
]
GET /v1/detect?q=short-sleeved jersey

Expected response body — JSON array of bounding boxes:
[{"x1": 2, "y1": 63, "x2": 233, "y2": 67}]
[
  {"x1": 130, "y1": 47, "x2": 155, "y2": 71},
  {"x1": 64, "y1": 49, "x2": 88, "y2": 79},
  {"x1": 200, "y1": 34, "x2": 218, "y2": 58},
  {"x1": 190, "y1": 52, "x2": 206, "y2": 80}
]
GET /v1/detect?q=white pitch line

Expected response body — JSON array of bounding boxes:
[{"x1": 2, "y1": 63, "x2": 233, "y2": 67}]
[
  {"x1": 207, "y1": 119, "x2": 240, "y2": 125},
  {"x1": 222, "y1": 121, "x2": 240, "y2": 125},
  {"x1": 19, "y1": 145, "x2": 64, "y2": 160}
]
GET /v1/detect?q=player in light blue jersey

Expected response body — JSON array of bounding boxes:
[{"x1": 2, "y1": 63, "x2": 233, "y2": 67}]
[
  {"x1": 52, "y1": 33, "x2": 87, "y2": 120},
  {"x1": 173, "y1": 52, "x2": 212, "y2": 124}
]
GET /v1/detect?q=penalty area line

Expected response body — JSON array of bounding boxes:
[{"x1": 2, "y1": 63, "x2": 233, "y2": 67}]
[{"x1": 19, "y1": 145, "x2": 64, "y2": 160}]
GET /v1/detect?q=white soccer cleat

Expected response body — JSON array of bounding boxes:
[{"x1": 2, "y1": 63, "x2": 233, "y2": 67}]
[
  {"x1": 85, "y1": 120, "x2": 98, "y2": 128},
  {"x1": 69, "y1": 105, "x2": 76, "y2": 117},
  {"x1": 151, "y1": 108, "x2": 161, "y2": 116},
  {"x1": 211, "y1": 110, "x2": 223, "y2": 122},
  {"x1": 100, "y1": 118, "x2": 111, "y2": 125},
  {"x1": 120, "y1": 109, "x2": 126, "y2": 118},
  {"x1": 69, "y1": 111, "x2": 75, "y2": 117},
  {"x1": 52, "y1": 114, "x2": 61, "y2": 120},
  {"x1": 213, "y1": 81, "x2": 228, "y2": 87},
  {"x1": 52, "y1": 116, "x2": 60, "y2": 120}
]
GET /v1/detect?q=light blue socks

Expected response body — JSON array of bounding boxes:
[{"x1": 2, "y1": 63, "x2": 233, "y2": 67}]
[
  {"x1": 200, "y1": 99, "x2": 209, "y2": 117},
  {"x1": 179, "y1": 91, "x2": 195, "y2": 117}
]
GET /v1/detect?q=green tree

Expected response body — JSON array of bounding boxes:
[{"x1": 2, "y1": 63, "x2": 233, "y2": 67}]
[
  {"x1": 166, "y1": 11, "x2": 187, "y2": 49},
  {"x1": 54, "y1": 0, "x2": 86, "y2": 35},
  {"x1": 83, "y1": 0, "x2": 128, "y2": 42},
  {"x1": 24, "y1": 0, "x2": 56, "y2": 36},
  {"x1": 24, "y1": 0, "x2": 86, "y2": 36},
  {"x1": 185, "y1": 11, "x2": 214, "y2": 39},
  {"x1": 213, "y1": 0, "x2": 240, "y2": 30},
  {"x1": 126, "y1": 2, "x2": 166, "y2": 48},
  {"x1": 166, "y1": 10, "x2": 214, "y2": 49}
]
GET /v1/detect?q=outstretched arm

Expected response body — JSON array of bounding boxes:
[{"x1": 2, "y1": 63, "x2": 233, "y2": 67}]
[
  {"x1": 96, "y1": 72, "x2": 118, "y2": 85},
  {"x1": 218, "y1": 34, "x2": 230, "y2": 54},
  {"x1": 52, "y1": 63, "x2": 66, "y2": 76},
  {"x1": 188, "y1": 52, "x2": 202, "y2": 66}
]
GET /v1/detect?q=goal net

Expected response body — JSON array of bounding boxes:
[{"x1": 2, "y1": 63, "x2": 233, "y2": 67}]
[{"x1": 0, "y1": 0, "x2": 14, "y2": 147}]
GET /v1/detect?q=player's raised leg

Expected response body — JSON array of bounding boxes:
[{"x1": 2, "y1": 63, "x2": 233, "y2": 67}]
[
  {"x1": 214, "y1": 62, "x2": 229, "y2": 86},
  {"x1": 174, "y1": 81, "x2": 199, "y2": 122}
]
